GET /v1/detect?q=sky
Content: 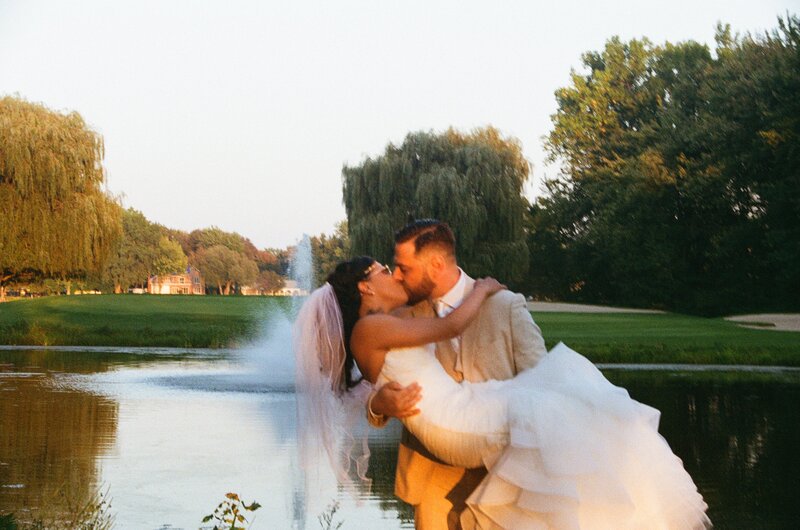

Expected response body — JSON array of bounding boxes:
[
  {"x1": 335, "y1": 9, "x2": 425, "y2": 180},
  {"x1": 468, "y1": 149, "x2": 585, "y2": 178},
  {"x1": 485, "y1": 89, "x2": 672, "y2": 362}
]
[{"x1": 1, "y1": 0, "x2": 796, "y2": 249}]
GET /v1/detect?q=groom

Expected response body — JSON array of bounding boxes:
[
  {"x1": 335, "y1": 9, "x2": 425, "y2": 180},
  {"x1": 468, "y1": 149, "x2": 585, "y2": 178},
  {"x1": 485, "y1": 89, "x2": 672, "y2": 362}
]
[{"x1": 369, "y1": 219, "x2": 548, "y2": 530}]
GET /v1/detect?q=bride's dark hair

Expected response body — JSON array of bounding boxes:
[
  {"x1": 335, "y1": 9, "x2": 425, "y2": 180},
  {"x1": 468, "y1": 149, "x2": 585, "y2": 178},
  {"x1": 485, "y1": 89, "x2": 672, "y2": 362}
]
[{"x1": 326, "y1": 256, "x2": 374, "y2": 390}]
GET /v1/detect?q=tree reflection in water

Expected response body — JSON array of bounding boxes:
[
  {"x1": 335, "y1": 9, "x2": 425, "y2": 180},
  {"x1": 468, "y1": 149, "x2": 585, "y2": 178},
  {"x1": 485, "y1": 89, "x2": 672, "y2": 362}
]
[
  {"x1": 359, "y1": 370, "x2": 800, "y2": 530},
  {"x1": 365, "y1": 424, "x2": 414, "y2": 525},
  {"x1": 0, "y1": 375, "x2": 118, "y2": 522},
  {"x1": 605, "y1": 370, "x2": 800, "y2": 529}
]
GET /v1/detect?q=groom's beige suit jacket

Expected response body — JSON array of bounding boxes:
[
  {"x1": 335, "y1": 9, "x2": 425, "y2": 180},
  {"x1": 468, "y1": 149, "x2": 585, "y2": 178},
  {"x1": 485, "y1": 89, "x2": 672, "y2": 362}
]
[{"x1": 394, "y1": 276, "x2": 548, "y2": 513}]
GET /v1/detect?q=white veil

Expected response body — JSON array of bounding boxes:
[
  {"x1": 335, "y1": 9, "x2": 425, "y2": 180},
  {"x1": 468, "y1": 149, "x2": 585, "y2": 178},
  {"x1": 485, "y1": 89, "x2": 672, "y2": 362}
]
[{"x1": 293, "y1": 283, "x2": 373, "y2": 513}]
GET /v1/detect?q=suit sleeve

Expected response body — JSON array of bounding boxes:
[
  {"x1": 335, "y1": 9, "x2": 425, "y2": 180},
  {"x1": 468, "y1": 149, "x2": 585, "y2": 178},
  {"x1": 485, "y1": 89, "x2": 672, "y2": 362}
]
[{"x1": 509, "y1": 292, "x2": 547, "y2": 372}]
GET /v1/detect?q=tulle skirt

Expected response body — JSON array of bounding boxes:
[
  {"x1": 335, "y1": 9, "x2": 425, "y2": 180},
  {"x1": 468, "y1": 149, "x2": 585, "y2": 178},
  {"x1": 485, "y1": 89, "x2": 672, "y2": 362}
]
[{"x1": 378, "y1": 343, "x2": 711, "y2": 529}]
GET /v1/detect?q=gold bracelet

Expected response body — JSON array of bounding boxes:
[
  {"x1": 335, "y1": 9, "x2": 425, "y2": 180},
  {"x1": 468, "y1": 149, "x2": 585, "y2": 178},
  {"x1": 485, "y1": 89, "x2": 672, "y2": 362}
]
[{"x1": 367, "y1": 391, "x2": 388, "y2": 427}]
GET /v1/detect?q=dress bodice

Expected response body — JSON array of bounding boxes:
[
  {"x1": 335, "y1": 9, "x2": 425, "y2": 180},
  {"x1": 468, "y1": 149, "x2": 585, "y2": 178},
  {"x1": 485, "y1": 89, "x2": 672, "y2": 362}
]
[
  {"x1": 377, "y1": 344, "x2": 458, "y2": 395},
  {"x1": 377, "y1": 344, "x2": 510, "y2": 468}
]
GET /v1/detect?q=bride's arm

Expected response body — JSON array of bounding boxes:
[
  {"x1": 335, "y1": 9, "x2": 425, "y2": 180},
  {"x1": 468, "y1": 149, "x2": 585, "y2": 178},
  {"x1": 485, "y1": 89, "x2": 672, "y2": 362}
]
[{"x1": 353, "y1": 278, "x2": 505, "y2": 351}]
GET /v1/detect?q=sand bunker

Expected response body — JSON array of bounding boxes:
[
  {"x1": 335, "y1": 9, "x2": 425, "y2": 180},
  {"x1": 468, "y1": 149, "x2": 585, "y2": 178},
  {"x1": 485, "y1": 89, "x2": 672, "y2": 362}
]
[{"x1": 724, "y1": 314, "x2": 800, "y2": 332}]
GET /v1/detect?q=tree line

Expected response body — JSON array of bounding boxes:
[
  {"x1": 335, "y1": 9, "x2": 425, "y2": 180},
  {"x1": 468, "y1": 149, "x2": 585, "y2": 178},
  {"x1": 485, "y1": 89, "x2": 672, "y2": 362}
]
[
  {"x1": 0, "y1": 97, "x2": 348, "y2": 298},
  {"x1": 104, "y1": 212, "x2": 290, "y2": 296},
  {"x1": 2, "y1": 16, "x2": 797, "y2": 313},
  {"x1": 526, "y1": 16, "x2": 799, "y2": 315},
  {"x1": 344, "y1": 16, "x2": 798, "y2": 316}
]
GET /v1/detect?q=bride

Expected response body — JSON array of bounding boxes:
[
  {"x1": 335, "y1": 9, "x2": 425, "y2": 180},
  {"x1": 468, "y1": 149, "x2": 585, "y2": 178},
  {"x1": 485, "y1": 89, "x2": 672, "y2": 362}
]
[{"x1": 294, "y1": 256, "x2": 711, "y2": 529}]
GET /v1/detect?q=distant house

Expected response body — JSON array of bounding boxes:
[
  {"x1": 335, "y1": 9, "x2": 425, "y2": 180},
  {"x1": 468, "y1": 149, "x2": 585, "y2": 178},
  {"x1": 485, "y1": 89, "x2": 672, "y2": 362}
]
[
  {"x1": 240, "y1": 279, "x2": 308, "y2": 296},
  {"x1": 239, "y1": 285, "x2": 261, "y2": 296},
  {"x1": 148, "y1": 267, "x2": 204, "y2": 295},
  {"x1": 270, "y1": 280, "x2": 308, "y2": 296}
]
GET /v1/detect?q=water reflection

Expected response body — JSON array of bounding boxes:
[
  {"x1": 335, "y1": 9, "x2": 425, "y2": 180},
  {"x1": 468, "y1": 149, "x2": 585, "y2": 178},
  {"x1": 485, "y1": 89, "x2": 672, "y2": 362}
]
[
  {"x1": 366, "y1": 426, "x2": 415, "y2": 525},
  {"x1": 0, "y1": 371, "x2": 118, "y2": 521},
  {"x1": 98, "y1": 388, "x2": 299, "y2": 528},
  {"x1": 605, "y1": 370, "x2": 800, "y2": 529},
  {"x1": 1, "y1": 348, "x2": 799, "y2": 529}
]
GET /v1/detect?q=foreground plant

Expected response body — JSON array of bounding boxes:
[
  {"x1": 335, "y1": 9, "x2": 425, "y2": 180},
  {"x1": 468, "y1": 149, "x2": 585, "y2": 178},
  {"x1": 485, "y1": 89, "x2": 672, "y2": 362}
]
[
  {"x1": 317, "y1": 501, "x2": 343, "y2": 530},
  {"x1": 201, "y1": 492, "x2": 261, "y2": 530},
  {"x1": 0, "y1": 486, "x2": 114, "y2": 530}
]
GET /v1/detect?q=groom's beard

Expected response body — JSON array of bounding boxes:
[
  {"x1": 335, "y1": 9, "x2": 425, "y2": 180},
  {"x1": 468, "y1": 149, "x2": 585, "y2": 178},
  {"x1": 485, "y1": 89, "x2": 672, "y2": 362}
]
[{"x1": 404, "y1": 272, "x2": 436, "y2": 305}]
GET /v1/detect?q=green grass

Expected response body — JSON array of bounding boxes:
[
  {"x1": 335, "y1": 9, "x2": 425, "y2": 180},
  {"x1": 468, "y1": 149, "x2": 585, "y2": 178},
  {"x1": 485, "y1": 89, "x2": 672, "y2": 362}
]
[
  {"x1": 535, "y1": 312, "x2": 800, "y2": 366},
  {"x1": 0, "y1": 296, "x2": 798, "y2": 365},
  {"x1": 0, "y1": 294, "x2": 292, "y2": 348}
]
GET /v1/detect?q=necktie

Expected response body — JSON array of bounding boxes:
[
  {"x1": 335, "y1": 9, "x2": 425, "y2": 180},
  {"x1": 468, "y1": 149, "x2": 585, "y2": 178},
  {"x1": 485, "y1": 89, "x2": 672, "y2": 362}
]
[
  {"x1": 435, "y1": 300, "x2": 461, "y2": 354},
  {"x1": 435, "y1": 299, "x2": 452, "y2": 318}
]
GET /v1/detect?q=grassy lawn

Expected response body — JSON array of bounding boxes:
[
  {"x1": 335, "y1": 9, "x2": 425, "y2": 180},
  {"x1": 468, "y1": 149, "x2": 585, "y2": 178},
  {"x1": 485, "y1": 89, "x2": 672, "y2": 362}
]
[
  {"x1": 0, "y1": 295, "x2": 292, "y2": 348},
  {"x1": 1, "y1": 295, "x2": 798, "y2": 365},
  {"x1": 535, "y1": 312, "x2": 800, "y2": 366}
]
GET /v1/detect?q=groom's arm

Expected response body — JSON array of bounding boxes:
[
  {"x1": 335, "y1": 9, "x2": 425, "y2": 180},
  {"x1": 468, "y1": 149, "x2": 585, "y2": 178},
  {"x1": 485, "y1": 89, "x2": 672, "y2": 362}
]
[
  {"x1": 367, "y1": 381, "x2": 422, "y2": 427},
  {"x1": 509, "y1": 292, "x2": 547, "y2": 371}
]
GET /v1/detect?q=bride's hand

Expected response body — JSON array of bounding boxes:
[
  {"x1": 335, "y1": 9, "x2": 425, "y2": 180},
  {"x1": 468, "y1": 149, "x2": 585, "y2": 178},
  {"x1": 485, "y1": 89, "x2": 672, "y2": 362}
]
[{"x1": 475, "y1": 277, "x2": 506, "y2": 295}]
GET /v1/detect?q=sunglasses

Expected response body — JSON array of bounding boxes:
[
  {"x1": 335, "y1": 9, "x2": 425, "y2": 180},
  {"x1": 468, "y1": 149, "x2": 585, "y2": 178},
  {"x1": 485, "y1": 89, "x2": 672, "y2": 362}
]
[{"x1": 365, "y1": 262, "x2": 392, "y2": 278}]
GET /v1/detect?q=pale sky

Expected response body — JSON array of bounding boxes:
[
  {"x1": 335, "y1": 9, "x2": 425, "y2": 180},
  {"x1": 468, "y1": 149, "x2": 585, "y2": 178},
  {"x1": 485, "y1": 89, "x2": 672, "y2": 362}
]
[{"x1": 1, "y1": 0, "x2": 796, "y2": 249}]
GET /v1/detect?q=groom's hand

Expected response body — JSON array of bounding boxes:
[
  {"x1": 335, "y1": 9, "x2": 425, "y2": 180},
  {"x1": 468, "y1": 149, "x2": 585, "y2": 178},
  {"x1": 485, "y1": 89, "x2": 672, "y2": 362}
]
[{"x1": 372, "y1": 381, "x2": 422, "y2": 419}]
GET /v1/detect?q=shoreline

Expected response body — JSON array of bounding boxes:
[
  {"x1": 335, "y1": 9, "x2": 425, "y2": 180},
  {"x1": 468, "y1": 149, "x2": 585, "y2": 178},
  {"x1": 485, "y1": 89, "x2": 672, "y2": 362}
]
[
  {"x1": 2, "y1": 297, "x2": 798, "y2": 365},
  {"x1": 1, "y1": 344, "x2": 799, "y2": 372}
]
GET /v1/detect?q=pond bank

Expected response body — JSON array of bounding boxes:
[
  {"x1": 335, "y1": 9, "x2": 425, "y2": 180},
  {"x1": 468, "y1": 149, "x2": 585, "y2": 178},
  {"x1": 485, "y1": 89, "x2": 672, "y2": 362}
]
[{"x1": 1, "y1": 296, "x2": 799, "y2": 365}]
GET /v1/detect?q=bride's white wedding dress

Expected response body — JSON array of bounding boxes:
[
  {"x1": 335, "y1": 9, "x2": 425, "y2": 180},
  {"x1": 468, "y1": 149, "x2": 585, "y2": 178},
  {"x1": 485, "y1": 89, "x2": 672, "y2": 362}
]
[{"x1": 376, "y1": 342, "x2": 711, "y2": 530}]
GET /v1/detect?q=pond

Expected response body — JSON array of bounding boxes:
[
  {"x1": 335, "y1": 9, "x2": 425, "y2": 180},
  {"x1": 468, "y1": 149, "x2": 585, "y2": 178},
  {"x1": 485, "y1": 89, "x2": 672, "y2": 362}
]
[{"x1": 1, "y1": 344, "x2": 799, "y2": 529}]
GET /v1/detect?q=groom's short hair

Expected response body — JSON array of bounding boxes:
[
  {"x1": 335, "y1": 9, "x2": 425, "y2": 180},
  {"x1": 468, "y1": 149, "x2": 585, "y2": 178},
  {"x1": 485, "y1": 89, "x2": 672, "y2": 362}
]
[{"x1": 395, "y1": 219, "x2": 456, "y2": 258}]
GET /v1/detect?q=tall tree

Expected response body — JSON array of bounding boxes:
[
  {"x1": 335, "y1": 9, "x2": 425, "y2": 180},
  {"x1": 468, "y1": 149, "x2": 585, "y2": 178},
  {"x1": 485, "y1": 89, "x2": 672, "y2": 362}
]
[
  {"x1": 255, "y1": 269, "x2": 285, "y2": 293},
  {"x1": 0, "y1": 97, "x2": 121, "y2": 299},
  {"x1": 103, "y1": 209, "x2": 189, "y2": 293},
  {"x1": 705, "y1": 18, "x2": 800, "y2": 309},
  {"x1": 540, "y1": 35, "x2": 728, "y2": 311},
  {"x1": 310, "y1": 220, "x2": 351, "y2": 286},
  {"x1": 193, "y1": 244, "x2": 258, "y2": 295},
  {"x1": 188, "y1": 226, "x2": 247, "y2": 254},
  {"x1": 547, "y1": 37, "x2": 662, "y2": 180},
  {"x1": 343, "y1": 127, "x2": 530, "y2": 282},
  {"x1": 104, "y1": 208, "x2": 162, "y2": 293},
  {"x1": 162, "y1": 226, "x2": 192, "y2": 257},
  {"x1": 534, "y1": 15, "x2": 800, "y2": 314},
  {"x1": 152, "y1": 236, "x2": 188, "y2": 276},
  {"x1": 261, "y1": 248, "x2": 291, "y2": 277}
]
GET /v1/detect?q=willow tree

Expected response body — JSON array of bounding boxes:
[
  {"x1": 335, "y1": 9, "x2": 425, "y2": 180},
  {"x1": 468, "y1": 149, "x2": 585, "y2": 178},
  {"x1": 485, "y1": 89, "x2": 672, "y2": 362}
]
[
  {"x1": 0, "y1": 97, "x2": 121, "y2": 298},
  {"x1": 342, "y1": 127, "x2": 530, "y2": 283}
]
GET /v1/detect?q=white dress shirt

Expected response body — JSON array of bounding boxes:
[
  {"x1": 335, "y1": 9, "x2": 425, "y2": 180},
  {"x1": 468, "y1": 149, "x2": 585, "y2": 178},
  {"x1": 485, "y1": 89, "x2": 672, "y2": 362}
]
[{"x1": 432, "y1": 268, "x2": 467, "y2": 353}]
